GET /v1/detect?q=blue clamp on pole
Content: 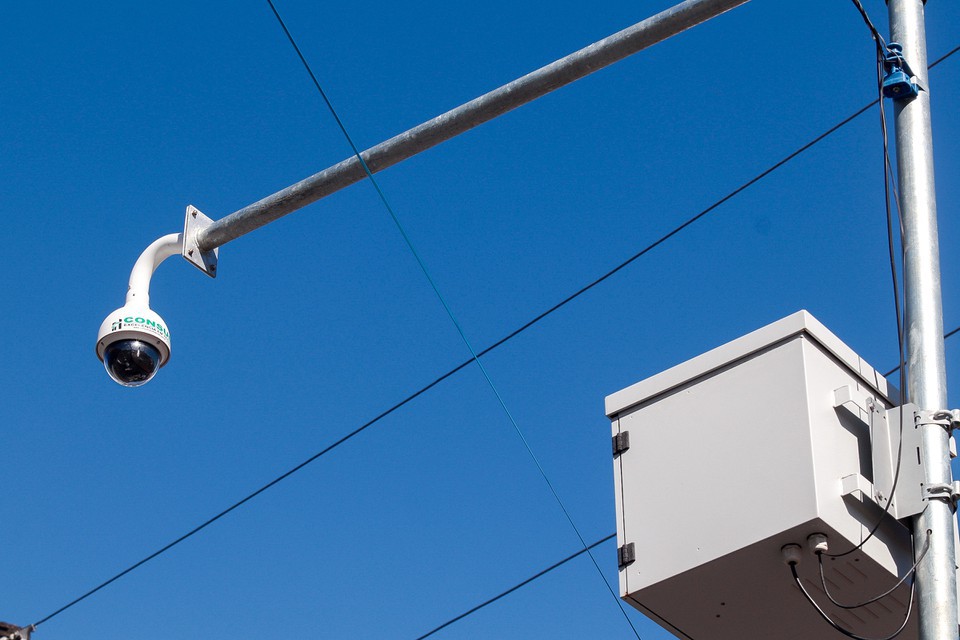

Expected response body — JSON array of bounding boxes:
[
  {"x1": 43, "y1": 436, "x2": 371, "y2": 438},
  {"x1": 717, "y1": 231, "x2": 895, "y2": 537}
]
[{"x1": 882, "y1": 43, "x2": 919, "y2": 100}]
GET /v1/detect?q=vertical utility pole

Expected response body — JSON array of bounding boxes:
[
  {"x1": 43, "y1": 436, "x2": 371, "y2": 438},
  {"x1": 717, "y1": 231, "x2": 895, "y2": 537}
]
[{"x1": 887, "y1": 0, "x2": 957, "y2": 638}]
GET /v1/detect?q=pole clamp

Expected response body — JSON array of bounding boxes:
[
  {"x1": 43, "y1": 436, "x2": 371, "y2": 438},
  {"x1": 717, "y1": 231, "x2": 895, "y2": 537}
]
[
  {"x1": 924, "y1": 481, "x2": 960, "y2": 505},
  {"x1": 916, "y1": 409, "x2": 960, "y2": 432}
]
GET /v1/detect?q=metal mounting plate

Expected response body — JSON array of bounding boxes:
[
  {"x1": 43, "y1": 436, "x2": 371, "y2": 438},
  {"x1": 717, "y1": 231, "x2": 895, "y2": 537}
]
[
  {"x1": 874, "y1": 404, "x2": 924, "y2": 519},
  {"x1": 182, "y1": 205, "x2": 218, "y2": 278}
]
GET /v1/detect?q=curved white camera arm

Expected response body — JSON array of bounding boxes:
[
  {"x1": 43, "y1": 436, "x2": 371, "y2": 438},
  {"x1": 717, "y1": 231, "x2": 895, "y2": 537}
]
[
  {"x1": 126, "y1": 233, "x2": 184, "y2": 307},
  {"x1": 96, "y1": 232, "x2": 183, "y2": 387}
]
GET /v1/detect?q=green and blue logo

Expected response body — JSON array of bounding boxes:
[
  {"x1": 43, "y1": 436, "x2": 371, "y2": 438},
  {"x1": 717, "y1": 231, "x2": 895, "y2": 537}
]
[{"x1": 111, "y1": 315, "x2": 170, "y2": 340}]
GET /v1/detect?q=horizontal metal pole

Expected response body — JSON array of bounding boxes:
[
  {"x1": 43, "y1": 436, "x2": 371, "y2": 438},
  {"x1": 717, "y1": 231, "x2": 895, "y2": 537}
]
[{"x1": 197, "y1": 0, "x2": 749, "y2": 252}]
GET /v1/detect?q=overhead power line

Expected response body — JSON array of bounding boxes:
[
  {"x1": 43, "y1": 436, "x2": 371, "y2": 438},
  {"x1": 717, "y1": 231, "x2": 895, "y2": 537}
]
[
  {"x1": 264, "y1": 0, "x2": 643, "y2": 635},
  {"x1": 412, "y1": 320, "x2": 958, "y2": 637},
  {"x1": 884, "y1": 324, "x2": 960, "y2": 377},
  {"x1": 415, "y1": 534, "x2": 617, "y2": 639},
  {"x1": 32, "y1": 42, "x2": 960, "y2": 631},
  {"x1": 814, "y1": 0, "x2": 909, "y2": 565},
  {"x1": 264, "y1": 1, "x2": 641, "y2": 635}
]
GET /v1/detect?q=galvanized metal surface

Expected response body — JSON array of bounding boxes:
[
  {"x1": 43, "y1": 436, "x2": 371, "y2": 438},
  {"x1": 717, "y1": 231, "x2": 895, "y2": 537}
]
[
  {"x1": 887, "y1": 0, "x2": 958, "y2": 638},
  {"x1": 195, "y1": 0, "x2": 750, "y2": 252}
]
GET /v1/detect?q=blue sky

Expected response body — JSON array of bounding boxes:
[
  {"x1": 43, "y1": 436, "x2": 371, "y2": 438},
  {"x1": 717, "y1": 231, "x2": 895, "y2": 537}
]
[{"x1": 3, "y1": 1, "x2": 959, "y2": 638}]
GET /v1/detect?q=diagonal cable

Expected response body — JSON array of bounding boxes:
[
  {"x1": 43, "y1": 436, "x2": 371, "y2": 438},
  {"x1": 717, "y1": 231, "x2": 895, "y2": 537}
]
[
  {"x1": 820, "y1": 0, "x2": 907, "y2": 561},
  {"x1": 31, "y1": 39, "x2": 960, "y2": 631},
  {"x1": 415, "y1": 534, "x2": 617, "y2": 639},
  {"x1": 851, "y1": 0, "x2": 888, "y2": 49},
  {"x1": 412, "y1": 318, "x2": 956, "y2": 637},
  {"x1": 264, "y1": 0, "x2": 641, "y2": 634},
  {"x1": 884, "y1": 324, "x2": 960, "y2": 377}
]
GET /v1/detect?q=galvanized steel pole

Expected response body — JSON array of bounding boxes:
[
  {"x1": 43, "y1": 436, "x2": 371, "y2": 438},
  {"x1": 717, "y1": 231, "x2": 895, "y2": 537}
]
[
  {"x1": 195, "y1": 0, "x2": 748, "y2": 252},
  {"x1": 887, "y1": 1, "x2": 957, "y2": 638}
]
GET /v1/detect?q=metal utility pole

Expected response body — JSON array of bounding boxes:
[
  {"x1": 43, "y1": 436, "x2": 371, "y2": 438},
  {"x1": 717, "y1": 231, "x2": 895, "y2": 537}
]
[{"x1": 887, "y1": 0, "x2": 958, "y2": 638}]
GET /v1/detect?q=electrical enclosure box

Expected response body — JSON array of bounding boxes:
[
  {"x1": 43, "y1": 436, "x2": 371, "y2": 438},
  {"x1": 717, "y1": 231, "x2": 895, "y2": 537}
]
[{"x1": 607, "y1": 311, "x2": 928, "y2": 640}]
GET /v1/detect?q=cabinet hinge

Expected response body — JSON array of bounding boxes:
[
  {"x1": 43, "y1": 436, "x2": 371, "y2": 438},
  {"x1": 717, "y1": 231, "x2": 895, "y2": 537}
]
[
  {"x1": 612, "y1": 431, "x2": 630, "y2": 457},
  {"x1": 618, "y1": 542, "x2": 636, "y2": 569}
]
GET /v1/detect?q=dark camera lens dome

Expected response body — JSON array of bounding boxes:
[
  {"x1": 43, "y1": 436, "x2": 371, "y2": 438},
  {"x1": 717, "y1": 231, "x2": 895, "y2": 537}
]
[{"x1": 103, "y1": 339, "x2": 162, "y2": 387}]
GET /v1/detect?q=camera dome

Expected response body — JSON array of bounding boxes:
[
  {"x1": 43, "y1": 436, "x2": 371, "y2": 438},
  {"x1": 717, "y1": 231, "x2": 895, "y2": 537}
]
[
  {"x1": 102, "y1": 339, "x2": 163, "y2": 387},
  {"x1": 96, "y1": 305, "x2": 172, "y2": 387}
]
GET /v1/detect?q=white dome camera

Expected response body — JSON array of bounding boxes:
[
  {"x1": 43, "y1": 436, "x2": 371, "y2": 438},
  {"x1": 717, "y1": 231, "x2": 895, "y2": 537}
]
[
  {"x1": 95, "y1": 233, "x2": 182, "y2": 387},
  {"x1": 96, "y1": 305, "x2": 171, "y2": 387}
]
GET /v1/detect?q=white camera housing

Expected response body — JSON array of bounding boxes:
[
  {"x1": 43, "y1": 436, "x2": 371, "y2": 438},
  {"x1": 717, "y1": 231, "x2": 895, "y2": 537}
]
[
  {"x1": 95, "y1": 233, "x2": 182, "y2": 387},
  {"x1": 96, "y1": 305, "x2": 171, "y2": 387}
]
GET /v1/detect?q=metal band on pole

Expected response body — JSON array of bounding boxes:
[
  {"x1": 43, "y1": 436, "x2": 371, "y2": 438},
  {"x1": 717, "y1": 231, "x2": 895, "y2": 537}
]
[
  {"x1": 196, "y1": 0, "x2": 748, "y2": 252},
  {"x1": 887, "y1": 1, "x2": 958, "y2": 638}
]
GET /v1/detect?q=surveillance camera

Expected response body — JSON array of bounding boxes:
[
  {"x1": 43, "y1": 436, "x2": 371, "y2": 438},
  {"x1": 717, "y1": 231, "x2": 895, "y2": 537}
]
[
  {"x1": 95, "y1": 232, "x2": 182, "y2": 387},
  {"x1": 95, "y1": 305, "x2": 171, "y2": 387}
]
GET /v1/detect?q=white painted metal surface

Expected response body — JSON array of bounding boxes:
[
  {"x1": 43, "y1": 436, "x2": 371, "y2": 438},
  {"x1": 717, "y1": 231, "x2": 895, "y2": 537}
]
[{"x1": 607, "y1": 311, "x2": 919, "y2": 640}]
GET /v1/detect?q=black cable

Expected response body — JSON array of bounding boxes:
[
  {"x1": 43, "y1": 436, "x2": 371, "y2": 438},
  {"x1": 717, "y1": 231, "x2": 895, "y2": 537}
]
[
  {"x1": 264, "y1": 2, "x2": 642, "y2": 636},
  {"x1": 413, "y1": 42, "x2": 959, "y2": 630},
  {"x1": 825, "y1": 9, "x2": 907, "y2": 559},
  {"x1": 789, "y1": 559, "x2": 916, "y2": 640},
  {"x1": 827, "y1": 1, "x2": 960, "y2": 564},
  {"x1": 32, "y1": 102, "x2": 863, "y2": 627},
  {"x1": 805, "y1": 13, "x2": 922, "y2": 601},
  {"x1": 824, "y1": 329, "x2": 960, "y2": 560},
  {"x1": 884, "y1": 324, "x2": 960, "y2": 377},
  {"x1": 32, "y1": 41, "x2": 960, "y2": 630},
  {"x1": 930, "y1": 43, "x2": 960, "y2": 70},
  {"x1": 421, "y1": 313, "x2": 958, "y2": 636},
  {"x1": 851, "y1": 0, "x2": 888, "y2": 49},
  {"x1": 817, "y1": 530, "x2": 930, "y2": 610},
  {"x1": 879, "y1": 38, "x2": 906, "y2": 375},
  {"x1": 414, "y1": 533, "x2": 616, "y2": 640}
]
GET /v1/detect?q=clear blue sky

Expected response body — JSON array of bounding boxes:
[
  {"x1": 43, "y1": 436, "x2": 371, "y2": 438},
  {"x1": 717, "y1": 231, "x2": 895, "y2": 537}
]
[{"x1": 3, "y1": 1, "x2": 959, "y2": 638}]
